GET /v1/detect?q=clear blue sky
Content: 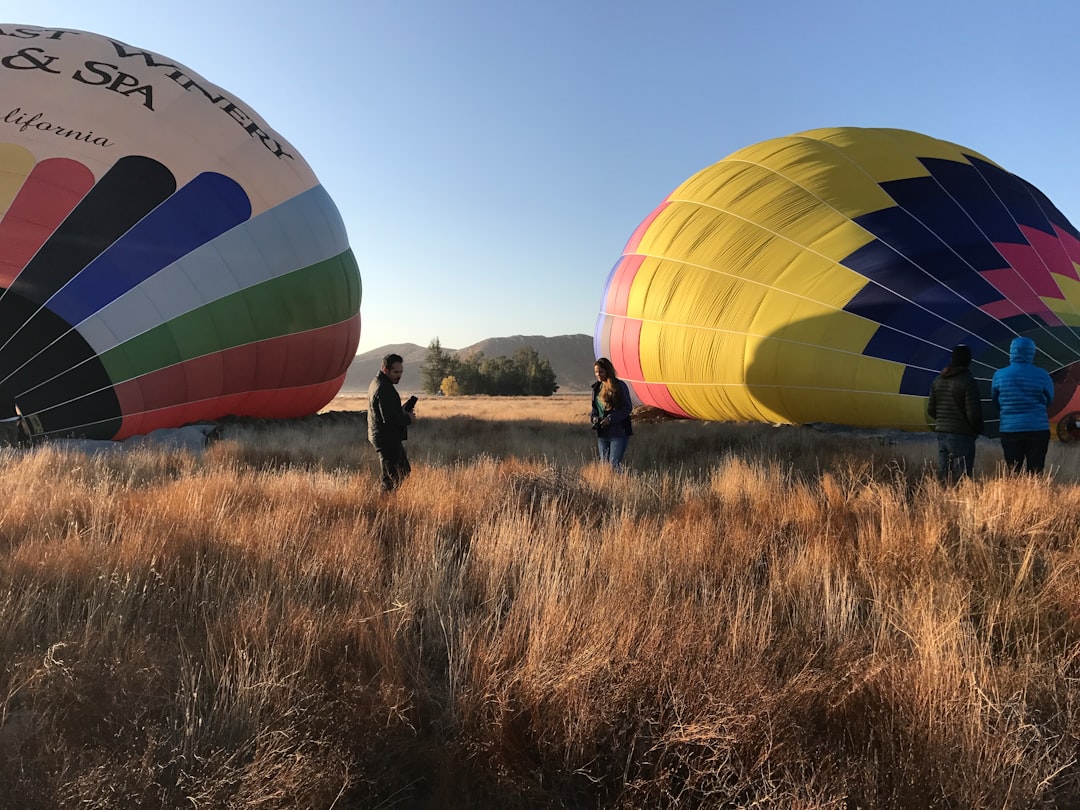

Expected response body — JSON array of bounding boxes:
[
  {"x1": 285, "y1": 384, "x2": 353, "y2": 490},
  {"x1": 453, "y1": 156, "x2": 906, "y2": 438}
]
[{"x1": 11, "y1": 0, "x2": 1080, "y2": 352}]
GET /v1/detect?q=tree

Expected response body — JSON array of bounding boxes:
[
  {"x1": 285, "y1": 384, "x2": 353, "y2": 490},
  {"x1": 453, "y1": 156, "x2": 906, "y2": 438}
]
[
  {"x1": 479, "y1": 354, "x2": 519, "y2": 395},
  {"x1": 454, "y1": 352, "x2": 484, "y2": 395},
  {"x1": 512, "y1": 347, "x2": 558, "y2": 395},
  {"x1": 422, "y1": 341, "x2": 558, "y2": 396},
  {"x1": 440, "y1": 376, "x2": 461, "y2": 397},
  {"x1": 420, "y1": 338, "x2": 458, "y2": 395}
]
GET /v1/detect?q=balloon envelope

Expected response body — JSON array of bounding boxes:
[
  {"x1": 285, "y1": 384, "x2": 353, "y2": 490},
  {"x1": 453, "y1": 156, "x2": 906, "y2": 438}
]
[
  {"x1": 0, "y1": 24, "x2": 360, "y2": 439},
  {"x1": 596, "y1": 127, "x2": 1080, "y2": 437}
]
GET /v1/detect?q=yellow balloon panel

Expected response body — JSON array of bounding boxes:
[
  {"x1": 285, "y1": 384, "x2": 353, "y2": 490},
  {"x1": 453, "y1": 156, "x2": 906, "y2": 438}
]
[
  {"x1": 635, "y1": 205, "x2": 871, "y2": 299},
  {"x1": 801, "y1": 128, "x2": 999, "y2": 183},
  {"x1": 0, "y1": 144, "x2": 34, "y2": 214},
  {"x1": 677, "y1": 161, "x2": 860, "y2": 249},
  {"x1": 747, "y1": 289, "x2": 878, "y2": 354},
  {"x1": 718, "y1": 136, "x2": 898, "y2": 219},
  {"x1": 768, "y1": 245, "x2": 867, "y2": 307},
  {"x1": 1048, "y1": 275, "x2": 1080, "y2": 326}
]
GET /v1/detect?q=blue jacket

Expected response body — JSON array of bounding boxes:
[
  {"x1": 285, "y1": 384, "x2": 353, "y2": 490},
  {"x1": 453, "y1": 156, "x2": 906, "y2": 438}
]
[{"x1": 991, "y1": 337, "x2": 1054, "y2": 433}]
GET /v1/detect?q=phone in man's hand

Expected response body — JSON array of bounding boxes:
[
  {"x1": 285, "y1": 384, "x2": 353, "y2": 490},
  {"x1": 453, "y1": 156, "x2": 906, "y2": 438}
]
[{"x1": 404, "y1": 395, "x2": 418, "y2": 412}]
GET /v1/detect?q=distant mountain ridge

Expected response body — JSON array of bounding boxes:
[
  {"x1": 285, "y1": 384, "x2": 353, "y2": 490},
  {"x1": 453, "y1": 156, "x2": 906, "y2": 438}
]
[{"x1": 343, "y1": 334, "x2": 596, "y2": 394}]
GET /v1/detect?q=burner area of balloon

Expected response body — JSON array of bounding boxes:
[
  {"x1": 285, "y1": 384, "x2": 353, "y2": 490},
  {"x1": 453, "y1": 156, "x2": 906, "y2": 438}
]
[{"x1": 597, "y1": 127, "x2": 1080, "y2": 439}]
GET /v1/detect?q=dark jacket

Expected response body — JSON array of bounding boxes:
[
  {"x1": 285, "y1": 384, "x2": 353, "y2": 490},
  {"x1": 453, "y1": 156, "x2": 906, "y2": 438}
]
[
  {"x1": 990, "y1": 336, "x2": 1055, "y2": 433},
  {"x1": 591, "y1": 379, "x2": 634, "y2": 439},
  {"x1": 367, "y1": 371, "x2": 410, "y2": 447},
  {"x1": 928, "y1": 365, "x2": 983, "y2": 436}
]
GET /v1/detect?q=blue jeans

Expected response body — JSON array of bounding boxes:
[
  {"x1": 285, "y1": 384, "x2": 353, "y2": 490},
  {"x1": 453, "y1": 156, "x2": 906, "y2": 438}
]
[
  {"x1": 999, "y1": 430, "x2": 1050, "y2": 474},
  {"x1": 597, "y1": 436, "x2": 629, "y2": 470},
  {"x1": 936, "y1": 432, "x2": 976, "y2": 483}
]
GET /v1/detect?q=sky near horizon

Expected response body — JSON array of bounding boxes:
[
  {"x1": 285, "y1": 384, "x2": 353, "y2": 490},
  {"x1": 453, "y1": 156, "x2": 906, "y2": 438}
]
[{"x1": 8, "y1": 0, "x2": 1080, "y2": 353}]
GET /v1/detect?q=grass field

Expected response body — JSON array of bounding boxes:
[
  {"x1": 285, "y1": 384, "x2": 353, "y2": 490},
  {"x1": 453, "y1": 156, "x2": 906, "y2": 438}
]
[
  {"x1": 325, "y1": 392, "x2": 591, "y2": 422},
  {"x1": 1, "y1": 395, "x2": 1079, "y2": 808}
]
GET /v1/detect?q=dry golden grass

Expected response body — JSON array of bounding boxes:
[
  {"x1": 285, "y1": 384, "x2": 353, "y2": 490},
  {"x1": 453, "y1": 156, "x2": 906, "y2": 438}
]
[
  {"x1": 324, "y1": 392, "x2": 591, "y2": 423},
  {"x1": 1, "y1": 401, "x2": 1079, "y2": 808}
]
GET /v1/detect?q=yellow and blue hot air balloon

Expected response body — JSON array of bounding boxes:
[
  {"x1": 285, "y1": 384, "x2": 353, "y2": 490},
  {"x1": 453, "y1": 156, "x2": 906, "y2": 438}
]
[
  {"x1": 0, "y1": 24, "x2": 360, "y2": 439},
  {"x1": 596, "y1": 127, "x2": 1080, "y2": 437}
]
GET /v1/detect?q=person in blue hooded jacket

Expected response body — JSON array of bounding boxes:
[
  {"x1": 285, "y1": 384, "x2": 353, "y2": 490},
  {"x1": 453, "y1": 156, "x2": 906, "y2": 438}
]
[{"x1": 991, "y1": 336, "x2": 1055, "y2": 474}]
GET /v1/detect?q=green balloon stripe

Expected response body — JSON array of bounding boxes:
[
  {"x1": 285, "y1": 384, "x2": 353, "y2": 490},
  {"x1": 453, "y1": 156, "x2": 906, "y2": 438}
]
[{"x1": 99, "y1": 252, "x2": 361, "y2": 383}]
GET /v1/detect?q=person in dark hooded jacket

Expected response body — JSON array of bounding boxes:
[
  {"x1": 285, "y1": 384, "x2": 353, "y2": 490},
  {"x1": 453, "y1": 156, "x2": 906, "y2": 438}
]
[
  {"x1": 927, "y1": 344, "x2": 984, "y2": 483},
  {"x1": 991, "y1": 336, "x2": 1054, "y2": 474}
]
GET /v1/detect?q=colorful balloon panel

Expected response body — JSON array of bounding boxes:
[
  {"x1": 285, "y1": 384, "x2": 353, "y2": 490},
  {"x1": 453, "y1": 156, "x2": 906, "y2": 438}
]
[
  {"x1": 0, "y1": 25, "x2": 360, "y2": 439},
  {"x1": 596, "y1": 127, "x2": 1080, "y2": 436}
]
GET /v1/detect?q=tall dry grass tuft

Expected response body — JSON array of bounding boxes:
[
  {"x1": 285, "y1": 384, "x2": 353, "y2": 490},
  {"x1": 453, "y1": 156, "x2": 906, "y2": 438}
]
[{"x1": 0, "y1": 402, "x2": 1079, "y2": 808}]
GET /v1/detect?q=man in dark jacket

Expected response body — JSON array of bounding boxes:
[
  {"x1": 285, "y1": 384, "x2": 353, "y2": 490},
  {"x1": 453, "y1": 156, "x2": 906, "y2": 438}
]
[
  {"x1": 927, "y1": 344, "x2": 984, "y2": 484},
  {"x1": 367, "y1": 353, "x2": 414, "y2": 491}
]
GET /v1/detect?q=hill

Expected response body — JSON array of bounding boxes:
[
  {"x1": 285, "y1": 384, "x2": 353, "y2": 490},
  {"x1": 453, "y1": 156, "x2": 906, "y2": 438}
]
[{"x1": 343, "y1": 334, "x2": 595, "y2": 394}]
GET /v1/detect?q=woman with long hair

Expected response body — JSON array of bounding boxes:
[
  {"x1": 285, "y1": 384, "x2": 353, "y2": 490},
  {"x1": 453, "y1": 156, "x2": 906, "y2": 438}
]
[{"x1": 590, "y1": 357, "x2": 634, "y2": 470}]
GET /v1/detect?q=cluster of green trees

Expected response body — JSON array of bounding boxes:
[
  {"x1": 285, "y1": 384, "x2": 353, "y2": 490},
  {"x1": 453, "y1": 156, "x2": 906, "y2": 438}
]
[{"x1": 420, "y1": 338, "x2": 559, "y2": 396}]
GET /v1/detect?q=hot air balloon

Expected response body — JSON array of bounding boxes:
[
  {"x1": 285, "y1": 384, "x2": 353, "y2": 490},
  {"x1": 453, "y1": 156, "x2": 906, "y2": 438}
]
[
  {"x1": 596, "y1": 127, "x2": 1080, "y2": 438},
  {"x1": 0, "y1": 24, "x2": 360, "y2": 439}
]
